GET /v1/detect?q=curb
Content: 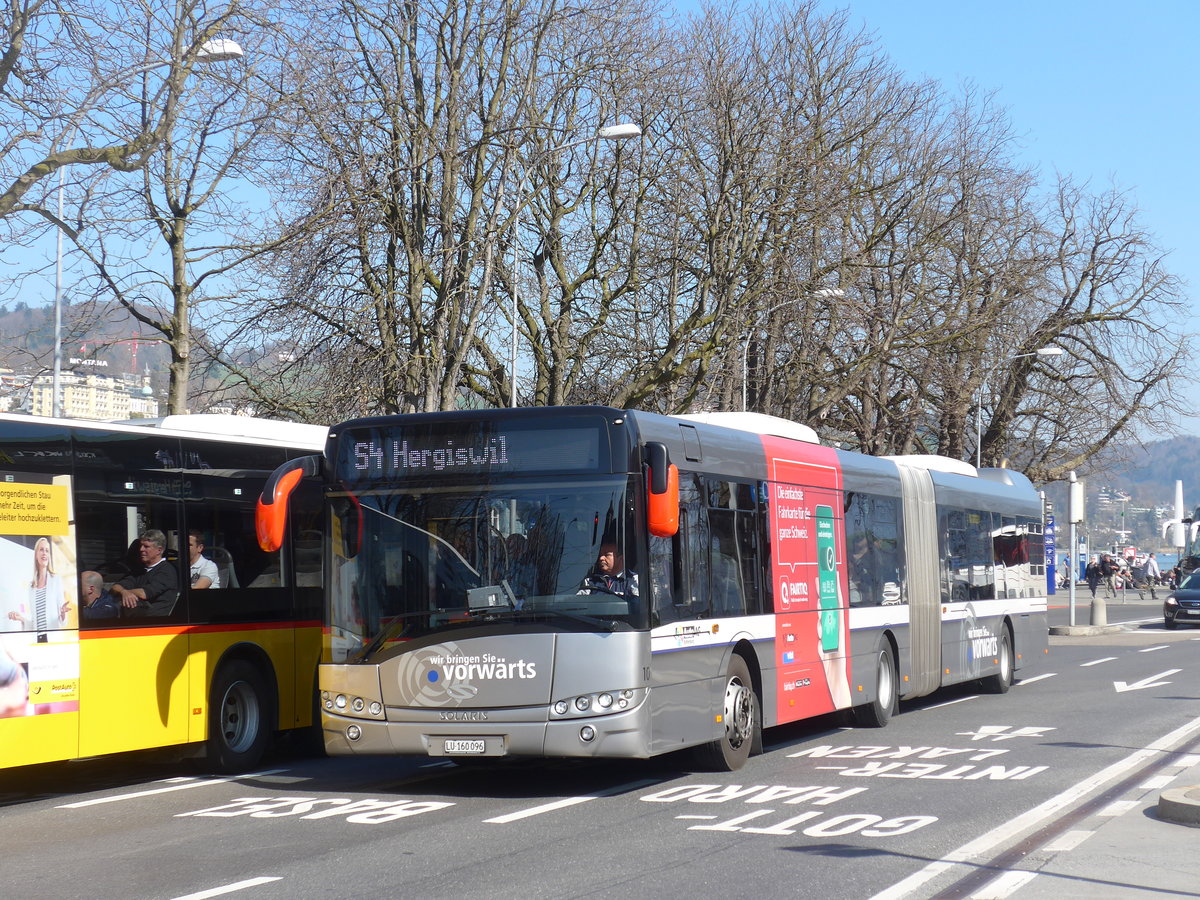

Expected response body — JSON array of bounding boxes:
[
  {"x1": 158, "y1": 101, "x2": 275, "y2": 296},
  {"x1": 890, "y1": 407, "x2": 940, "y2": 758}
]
[
  {"x1": 1158, "y1": 786, "x2": 1200, "y2": 826},
  {"x1": 1048, "y1": 624, "x2": 1126, "y2": 636}
]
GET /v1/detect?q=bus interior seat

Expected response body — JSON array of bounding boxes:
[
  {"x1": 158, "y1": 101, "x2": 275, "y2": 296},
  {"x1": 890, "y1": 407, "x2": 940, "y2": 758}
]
[{"x1": 207, "y1": 546, "x2": 239, "y2": 589}]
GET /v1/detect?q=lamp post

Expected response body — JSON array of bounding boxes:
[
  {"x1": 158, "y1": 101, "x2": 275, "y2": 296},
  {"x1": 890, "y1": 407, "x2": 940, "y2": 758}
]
[
  {"x1": 49, "y1": 37, "x2": 244, "y2": 419},
  {"x1": 974, "y1": 345, "x2": 1063, "y2": 468},
  {"x1": 508, "y1": 123, "x2": 641, "y2": 408},
  {"x1": 741, "y1": 288, "x2": 844, "y2": 411}
]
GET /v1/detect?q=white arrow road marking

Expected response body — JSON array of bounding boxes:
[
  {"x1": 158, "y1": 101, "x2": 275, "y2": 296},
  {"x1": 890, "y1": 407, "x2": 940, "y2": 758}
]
[{"x1": 1113, "y1": 669, "x2": 1181, "y2": 693}]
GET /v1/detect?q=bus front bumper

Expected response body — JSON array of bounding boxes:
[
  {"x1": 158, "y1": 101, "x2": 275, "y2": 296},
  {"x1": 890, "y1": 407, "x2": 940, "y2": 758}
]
[{"x1": 322, "y1": 699, "x2": 653, "y2": 759}]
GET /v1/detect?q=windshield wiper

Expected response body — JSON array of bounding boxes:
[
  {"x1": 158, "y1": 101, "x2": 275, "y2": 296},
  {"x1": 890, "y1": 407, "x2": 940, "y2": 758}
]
[
  {"x1": 353, "y1": 609, "x2": 458, "y2": 660},
  {"x1": 473, "y1": 606, "x2": 620, "y2": 632}
]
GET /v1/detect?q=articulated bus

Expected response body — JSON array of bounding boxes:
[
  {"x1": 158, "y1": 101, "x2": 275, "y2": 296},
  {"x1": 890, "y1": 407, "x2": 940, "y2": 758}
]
[
  {"x1": 0, "y1": 413, "x2": 326, "y2": 772},
  {"x1": 258, "y1": 407, "x2": 1048, "y2": 770}
]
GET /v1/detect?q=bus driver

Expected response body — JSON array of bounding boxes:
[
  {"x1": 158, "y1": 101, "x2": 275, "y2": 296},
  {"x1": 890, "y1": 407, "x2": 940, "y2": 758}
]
[{"x1": 579, "y1": 541, "x2": 639, "y2": 597}]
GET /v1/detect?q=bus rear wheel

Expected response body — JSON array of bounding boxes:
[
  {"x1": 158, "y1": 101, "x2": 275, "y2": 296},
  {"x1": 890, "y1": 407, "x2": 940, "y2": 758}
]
[
  {"x1": 853, "y1": 643, "x2": 897, "y2": 728},
  {"x1": 981, "y1": 628, "x2": 1014, "y2": 694},
  {"x1": 205, "y1": 659, "x2": 274, "y2": 773},
  {"x1": 696, "y1": 655, "x2": 759, "y2": 771}
]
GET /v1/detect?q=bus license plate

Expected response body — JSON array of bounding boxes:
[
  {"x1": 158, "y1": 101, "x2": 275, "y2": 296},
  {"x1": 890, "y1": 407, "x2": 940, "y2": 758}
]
[{"x1": 445, "y1": 739, "x2": 486, "y2": 754}]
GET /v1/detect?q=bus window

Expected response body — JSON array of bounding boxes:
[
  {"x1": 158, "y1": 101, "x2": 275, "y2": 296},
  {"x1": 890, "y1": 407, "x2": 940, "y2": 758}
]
[
  {"x1": 652, "y1": 474, "x2": 708, "y2": 625},
  {"x1": 75, "y1": 497, "x2": 184, "y2": 625},
  {"x1": 844, "y1": 492, "x2": 905, "y2": 607},
  {"x1": 180, "y1": 438, "x2": 294, "y2": 624}
]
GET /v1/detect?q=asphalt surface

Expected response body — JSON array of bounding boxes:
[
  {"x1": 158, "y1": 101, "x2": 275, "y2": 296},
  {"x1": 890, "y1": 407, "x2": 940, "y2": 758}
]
[{"x1": 1030, "y1": 585, "x2": 1200, "y2": 899}]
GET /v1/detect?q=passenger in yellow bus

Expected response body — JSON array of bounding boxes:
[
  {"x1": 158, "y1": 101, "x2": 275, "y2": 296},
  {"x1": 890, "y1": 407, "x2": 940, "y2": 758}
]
[
  {"x1": 6, "y1": 537, "x2": 69, "y2": 634},
  {"x1": 579, "y1": 542, "x2": 639, "y2": 597},
  {"x1": 109, "y1": 530, "x2": 179, "y2": 617},
  {"x1": 187, "y1": 530, "x2": 220, "y2": 590},
  {"x1": 79, "y1": 570, "x2": 120, "y2": 621}
]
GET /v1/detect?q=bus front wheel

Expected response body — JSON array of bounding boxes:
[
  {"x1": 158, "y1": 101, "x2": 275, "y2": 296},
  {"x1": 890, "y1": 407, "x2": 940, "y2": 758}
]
[
  {"x1": 206, "y1": 659, "x2": 274, "y2": 773},
  {"x1": 853, "y1": 643, "x2": 897, "y2": 728},
  {"x1": 696, "y1": 655, "x2": 759, "y2": 771}
]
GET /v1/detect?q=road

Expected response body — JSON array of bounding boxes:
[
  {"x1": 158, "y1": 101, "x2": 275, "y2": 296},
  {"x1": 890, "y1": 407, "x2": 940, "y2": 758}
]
[{"x1": 3, "y1": 599, "x2": 1197, "y2": 900}]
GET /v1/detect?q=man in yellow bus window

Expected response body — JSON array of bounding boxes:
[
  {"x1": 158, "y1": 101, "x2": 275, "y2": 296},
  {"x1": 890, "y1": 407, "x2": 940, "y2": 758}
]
[
  {"x1": 109, "y1": 530, "x2": 179, "y2": 617},
  {"x1": 79, "y1": 570, "x2": 120, "y2": 621},
  {"x1": 187, "y1": 530, "x2": 220, "y2": 590}
]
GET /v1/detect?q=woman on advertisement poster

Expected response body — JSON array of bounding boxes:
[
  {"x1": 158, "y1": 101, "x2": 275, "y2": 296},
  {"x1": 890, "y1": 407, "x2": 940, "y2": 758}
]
[{"x1": 7, "y1": 537, "x2": 70, "y2": 638}]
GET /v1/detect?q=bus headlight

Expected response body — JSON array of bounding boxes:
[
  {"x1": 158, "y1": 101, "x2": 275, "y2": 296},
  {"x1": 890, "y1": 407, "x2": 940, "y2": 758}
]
[
  {"x1": 334, "y1": 694, "x2": 347, "y2": 710},
  {"x1": 551, "y1": 688, "x2": 645, "y2": 719}
]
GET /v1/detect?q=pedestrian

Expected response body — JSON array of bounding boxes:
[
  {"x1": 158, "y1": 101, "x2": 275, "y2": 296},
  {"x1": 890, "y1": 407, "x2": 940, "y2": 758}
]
[
  {"x1": 1085, "y1": 555, "x2": 1102, "y2": 599},
  {"x1": 1144, "y1": 552, "x2": 1160, "y2": 600},
  {"x1": 1100, "y1": 554, "x2": 1118, "y2": 598}
]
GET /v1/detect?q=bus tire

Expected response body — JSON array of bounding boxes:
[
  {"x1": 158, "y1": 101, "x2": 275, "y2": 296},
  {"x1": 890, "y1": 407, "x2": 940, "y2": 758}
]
[
  {"x1": 853, "y1": 642, "x2": 897, "y2": 728},
  {"x1": 696, "y1": 655, "x2": 759, "y2": 771},
  {"x1": 980, "y1": 627, "x2": 1014, "y2": 694},
  {"x1": 205, "y1": 659, "x2": 274, "y2": 773}
]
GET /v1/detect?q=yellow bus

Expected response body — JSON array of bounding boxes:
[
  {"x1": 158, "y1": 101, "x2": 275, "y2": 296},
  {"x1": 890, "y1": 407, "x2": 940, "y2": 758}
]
[{"x1": 0, "y1": 413, "x2": 326, "y2": 772}]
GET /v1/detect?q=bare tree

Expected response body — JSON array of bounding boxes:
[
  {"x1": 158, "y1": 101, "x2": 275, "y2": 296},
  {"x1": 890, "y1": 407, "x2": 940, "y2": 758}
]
[
  {"x1": 1, "y1": 0, "x2": 252, "y2": 231},
  {"x1": 60, "y1": 20, "x2": 293, "y2": 414}
]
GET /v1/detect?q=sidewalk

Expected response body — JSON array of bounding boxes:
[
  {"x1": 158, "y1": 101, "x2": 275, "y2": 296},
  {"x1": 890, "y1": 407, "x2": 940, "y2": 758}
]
[
  {"x1": 1004, "y1": 761, "x2": 1200, "y2": 898},
  {"x1": 1008, "y1": 590, "x2": 1200, "y2": 898}
]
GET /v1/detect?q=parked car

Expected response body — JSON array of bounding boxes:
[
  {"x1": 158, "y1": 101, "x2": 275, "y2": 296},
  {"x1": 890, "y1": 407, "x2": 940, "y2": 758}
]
[{"x1": 1163, "y1": 572, "x2": 1200, "y2": 629}]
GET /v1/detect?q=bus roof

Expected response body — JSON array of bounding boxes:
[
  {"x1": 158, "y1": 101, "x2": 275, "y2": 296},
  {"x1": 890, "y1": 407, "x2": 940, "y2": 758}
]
[
  {"x1": 0, "y1": 411, "x2": 327, "y2": 450},
  {"x1": 672, "y1": 411, "x2": 821, "y2": 444}
]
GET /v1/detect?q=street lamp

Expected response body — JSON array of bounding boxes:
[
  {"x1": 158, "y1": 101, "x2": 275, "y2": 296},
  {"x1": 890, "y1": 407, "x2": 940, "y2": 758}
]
[
  {"x1": 741, "y1": 288, "x2": 844, "y2": 411},
  {"x1": 508, "y1": 123, "x2": 641, "y2": 407},
  {"x1": 974, "y1": 345, "x2": 1063, "y2": 468},
  {"x1": 49, "y1": 38, "x2": 245, "y2": 418}
]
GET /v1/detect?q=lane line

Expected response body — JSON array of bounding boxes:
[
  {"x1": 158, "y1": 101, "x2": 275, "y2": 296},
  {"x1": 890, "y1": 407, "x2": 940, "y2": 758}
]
[
  {"x1": 483, "y1": 778, "x2": 660, "y2": 824},
  {"x1": 1138, "y1": 645, "x2": 1168, "y2": 653},
  {"x1": 968, "y1": 869, "x2": 1037, "y2": 900},
  {"x1": 1140, "y1": 774, "x2": 1176, "y2": 790},
  {"x1": 923, "y1": 696, "x2": 978, "y2": 710},
  {"x1": 868, "y1": 714, "x2": 1200, "y2": 900},
  {"x1": 1041, "y1": 829, "x2": 1093, "y2": 852},
  {"x1": 1080, "y1": 657, "x2": 1117, "y2": 667},
  {"x1": 484, "y1": 796, "x2": 595, "y2": 823},
  {"x1": 1097, "y1": 799, "x2": 1139, "y2": 816},
  {"x1": 171, "y1": 876, "x2": 282, "y2": 900},
  {"x1": 56, "y1": 770, "x2": 286, "y2": 809},
  {"x1": 1015, "y1": 673, "x2": 1055, "y2": 685}
]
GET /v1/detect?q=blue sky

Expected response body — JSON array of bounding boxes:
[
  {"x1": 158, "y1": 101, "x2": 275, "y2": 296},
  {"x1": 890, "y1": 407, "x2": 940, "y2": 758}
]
[{"x1": 815, "y1": 0, "x2": 1199, "y2": 434}]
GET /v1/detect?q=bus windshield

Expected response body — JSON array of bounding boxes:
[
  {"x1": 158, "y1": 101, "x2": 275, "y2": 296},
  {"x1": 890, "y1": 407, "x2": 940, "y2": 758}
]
[{"x1": 329, "y1": 476, "x2": 644, "y2": 657}]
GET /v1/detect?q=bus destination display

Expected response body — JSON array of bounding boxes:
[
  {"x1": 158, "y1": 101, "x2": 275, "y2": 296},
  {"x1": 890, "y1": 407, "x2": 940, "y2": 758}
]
[{"x1": 341, "y1": 424, "x2": 606, "y2": 480}]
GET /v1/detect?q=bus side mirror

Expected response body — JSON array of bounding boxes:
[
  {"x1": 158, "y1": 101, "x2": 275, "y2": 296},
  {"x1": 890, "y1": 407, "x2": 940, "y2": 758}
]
[
  {"x1": 645, "y1": 441, "x2": 679, "y2": 538},
  {"x1": 256, "y1": 455, "x2": 322, "y2": 552},
  {"x1": 331, "y1": 493, "x2": 363, "y2": 559}
]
